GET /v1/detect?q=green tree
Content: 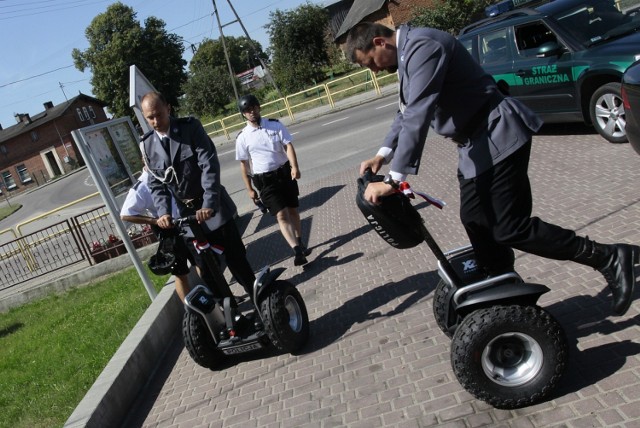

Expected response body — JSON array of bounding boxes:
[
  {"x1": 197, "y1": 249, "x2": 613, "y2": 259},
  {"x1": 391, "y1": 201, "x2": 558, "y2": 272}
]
[
  {"x1": 411, "y1": 0, "x2": 493, "y2": 35},
  {"x1": 72, "y1": 2, "x2": 187, "y2": 119},
  {"x1": 182, "y1": 36, "x2": 268, "y2": 117},
  {"x1": 266, "y1": 3, "x2": 330, "y2": 93},
  {"x1": 189, "y1": 36, "x2": 267, "y2": 74},
  {"x1": 182, "y1": 65, "x2": 237, "y2": 118}
]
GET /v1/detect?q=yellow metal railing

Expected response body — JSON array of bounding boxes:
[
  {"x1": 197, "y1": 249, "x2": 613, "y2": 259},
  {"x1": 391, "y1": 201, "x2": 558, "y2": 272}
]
[{"x1": 202, "y1": 68, "x2": 399, "y2": 141}]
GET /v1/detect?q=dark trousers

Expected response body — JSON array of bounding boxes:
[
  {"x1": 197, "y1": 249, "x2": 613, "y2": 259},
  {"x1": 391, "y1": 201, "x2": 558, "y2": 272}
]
[
  {"x1": 458, "y1": 140, "x2": 582, "y2": 273},
  {"x1": 197, "y1": 219, "x2": 256, "y2": 295}
]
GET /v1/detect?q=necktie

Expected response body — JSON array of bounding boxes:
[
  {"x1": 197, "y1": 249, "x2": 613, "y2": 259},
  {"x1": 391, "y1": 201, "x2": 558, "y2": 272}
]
[{"x1": 160, "y1": 136, "x2": 170, "y2": 155}]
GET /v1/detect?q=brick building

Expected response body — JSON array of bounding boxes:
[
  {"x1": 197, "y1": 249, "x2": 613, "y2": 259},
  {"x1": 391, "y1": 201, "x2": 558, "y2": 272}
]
[{"x1": 0, "y1": 94, "x2": 108, "y2": 195}]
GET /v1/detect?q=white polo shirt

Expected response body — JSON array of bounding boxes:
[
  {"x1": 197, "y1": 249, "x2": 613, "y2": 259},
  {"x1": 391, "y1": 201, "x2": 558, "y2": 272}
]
[
  {"x1": 120, "y1": 170, "x2": 178, "y2": 218},
  {"x1": 235, "y1": 118, "x2": 292, "y2": 174}
]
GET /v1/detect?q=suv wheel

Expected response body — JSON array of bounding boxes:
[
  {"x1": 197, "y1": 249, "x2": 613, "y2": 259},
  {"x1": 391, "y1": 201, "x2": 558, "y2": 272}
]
[{"x1": 589, "y1": 82, "x2": 627, "y2": 144}]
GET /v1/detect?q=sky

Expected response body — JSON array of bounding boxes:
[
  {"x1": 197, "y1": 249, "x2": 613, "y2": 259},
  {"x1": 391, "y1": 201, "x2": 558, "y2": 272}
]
[{"x1": 0, "y1": 0, "x2": 327, "y2": 128}]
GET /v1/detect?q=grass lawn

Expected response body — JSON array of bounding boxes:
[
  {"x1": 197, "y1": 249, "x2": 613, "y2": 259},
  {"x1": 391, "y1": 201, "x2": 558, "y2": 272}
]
[
  {"x1": 0, "y1": 203, "x2": 22, "y2": 222},
  {"x1": 0, "y1": 267, "x2": 169, "y2": 428}
]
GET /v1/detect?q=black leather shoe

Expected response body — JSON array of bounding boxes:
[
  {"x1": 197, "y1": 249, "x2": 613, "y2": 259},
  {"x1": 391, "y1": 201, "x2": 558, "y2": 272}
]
[
  {"x1": 599, "y1": 244, "x2": 639, "y2": 316},
  {"x1": 293, "y1": 245, "x2": 309, "y2": 266},
  {"x1": 302, "y1": 246, "x2": 312, "y2": 257},
  {"x1": 294, "y1": 252, "x2": 308, "y2": 266}
]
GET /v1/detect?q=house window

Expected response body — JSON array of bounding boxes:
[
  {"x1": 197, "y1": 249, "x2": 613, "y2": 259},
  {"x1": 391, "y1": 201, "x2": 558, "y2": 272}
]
[
  {"x1": 88, "y1": 106, "x2": 96, "y2": 118},
  {"x1": 77, "y1": 108, "x2": 86, "y2": 121},
  {"x1": 1, "y1": 171, "x2": 17, "y2": 190},
  {"x1": 16, "y1": 165, "x2": 32, "y2": 183}
]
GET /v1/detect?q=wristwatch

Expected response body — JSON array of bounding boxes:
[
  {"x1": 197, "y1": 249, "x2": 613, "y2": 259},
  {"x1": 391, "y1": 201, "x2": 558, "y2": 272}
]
[{"x1": 383, "y1": 174, "x2": 400, "y2": 189}]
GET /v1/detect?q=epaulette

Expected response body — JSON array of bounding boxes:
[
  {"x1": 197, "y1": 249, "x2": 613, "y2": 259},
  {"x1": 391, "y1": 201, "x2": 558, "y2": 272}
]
[
  {"x1": 268, "y1": 118, "x2": 280, "y2": 122},
  {"x1": 177, "y1": 116, "x2": 194, "y2": 123},
  {"x1": 140, "y1": 129, "x2": 154, "y2": 142},
  {"x1": 236, "y1": 129, "x2": 243, "y2": 137}
]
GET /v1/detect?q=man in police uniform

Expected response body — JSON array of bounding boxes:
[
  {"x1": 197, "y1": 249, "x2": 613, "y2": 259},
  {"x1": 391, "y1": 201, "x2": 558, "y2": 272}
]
[
  {"x1": 235, "y1": 94, "x2": 311, "y2": 266},
  {"x1": 140, "y1": 91, "x2": 255, "y2": 298},
  {"x1": 346, "y1": 22, "x2": 638, "y2": 316}
]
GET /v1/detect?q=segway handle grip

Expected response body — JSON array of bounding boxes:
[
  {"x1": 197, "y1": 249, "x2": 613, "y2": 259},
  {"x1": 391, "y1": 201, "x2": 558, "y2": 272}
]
[
  {"x1": 173, "y1": 215, "x2": 198, "y2": 227},
  {"x1": 361, "y1": 168, "x2": 374, "y2": 185}
]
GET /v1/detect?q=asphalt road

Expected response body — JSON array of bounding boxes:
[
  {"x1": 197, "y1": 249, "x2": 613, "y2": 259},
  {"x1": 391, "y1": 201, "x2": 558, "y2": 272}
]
[{"x1": 0, "y1": 95, "x2": 399, "y2": 236}]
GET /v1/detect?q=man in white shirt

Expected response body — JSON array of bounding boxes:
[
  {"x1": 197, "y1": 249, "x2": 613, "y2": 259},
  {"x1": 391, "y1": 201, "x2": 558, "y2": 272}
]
[{"x1": 236, "y1": 94, "x2": 311, "y2": 266}]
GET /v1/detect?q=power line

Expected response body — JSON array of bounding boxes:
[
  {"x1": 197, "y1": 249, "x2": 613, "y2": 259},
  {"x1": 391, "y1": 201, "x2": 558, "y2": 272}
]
[
  {"x1": 0, "y1": 65, "x2": 75, "y2": 89},
  {"x1": 0, "y1": 0, "x2": 109, "y2": 20}
]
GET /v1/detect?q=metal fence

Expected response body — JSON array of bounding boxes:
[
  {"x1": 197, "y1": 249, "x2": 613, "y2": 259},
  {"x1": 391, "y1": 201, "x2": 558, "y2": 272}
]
[
  {"x1": 0, "y1": 205, "x2": 156, "y2": 292},
  {"x1": 202, "y1": 68, "x2": 399, "y2": 140}
]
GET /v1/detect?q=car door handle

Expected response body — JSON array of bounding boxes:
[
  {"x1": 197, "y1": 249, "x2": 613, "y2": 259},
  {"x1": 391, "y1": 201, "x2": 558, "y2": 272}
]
[{"x1": 516, "y1": 70, "x2": 526, "y2": 76}]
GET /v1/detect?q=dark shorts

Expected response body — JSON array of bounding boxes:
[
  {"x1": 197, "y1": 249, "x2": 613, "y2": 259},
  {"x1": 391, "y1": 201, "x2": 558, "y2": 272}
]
[
  {"x1": 171, "y1": 236, "x2": 195, "y2": 276},
  {"x1": 252, "y1": 162, "x2": 299, "y2": 216}
]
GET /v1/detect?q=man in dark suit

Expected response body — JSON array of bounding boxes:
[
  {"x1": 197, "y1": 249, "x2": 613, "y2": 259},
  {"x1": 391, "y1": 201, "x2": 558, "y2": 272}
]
[
  {"x1": 346, "y1": 22, "x2": 638, "y2": 316},
  {"x1": 140, "y1": 91, "x2": 255, "y2": 299}
]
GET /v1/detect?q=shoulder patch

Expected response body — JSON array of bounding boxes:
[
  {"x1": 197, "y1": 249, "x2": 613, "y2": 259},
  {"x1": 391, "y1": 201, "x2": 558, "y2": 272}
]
[{"x1": 268, "y1": 118, "x2": 280, "y2": 122}]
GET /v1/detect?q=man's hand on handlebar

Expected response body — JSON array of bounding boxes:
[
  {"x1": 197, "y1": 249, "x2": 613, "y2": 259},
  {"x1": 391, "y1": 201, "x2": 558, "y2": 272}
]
[
  {"x1": 359, "y1": 155, "x2": 385, "y2": 176},
  {"x1": 157, "y1": 214, "x2": 173, "y2": 229},
  {"x1": 360, "y1": 156, "x2": 393, "y2": 204},
  {"x1": 364, "y1": 181, "x2": 395, "y2": 205},
  {"x1": 195, "y1": 208, "x2": 215, "y2": 223}
]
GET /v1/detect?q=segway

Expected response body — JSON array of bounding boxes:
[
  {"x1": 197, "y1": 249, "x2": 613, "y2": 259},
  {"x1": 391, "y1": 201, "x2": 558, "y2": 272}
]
[
  {"x1": 356, "y1": 171, "x2": 568, "y2": 409},
  {"x1": 175, "y1": 216, "x2": 309, "y2": 370}
]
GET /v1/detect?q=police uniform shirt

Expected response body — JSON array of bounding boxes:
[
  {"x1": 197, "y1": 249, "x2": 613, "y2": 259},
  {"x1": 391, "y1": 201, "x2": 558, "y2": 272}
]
[
  {"x1": 235, "y1": 118, "x2": 292, "y2": 174},
  {"x1": 120, "y1": 170, "x2": 178, "y2": 218}
]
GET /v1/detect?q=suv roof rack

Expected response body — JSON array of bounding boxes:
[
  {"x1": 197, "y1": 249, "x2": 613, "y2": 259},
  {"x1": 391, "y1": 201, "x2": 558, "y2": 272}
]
[{"x1": 459, "y1": 8, "x2": 540, "y2": 35}]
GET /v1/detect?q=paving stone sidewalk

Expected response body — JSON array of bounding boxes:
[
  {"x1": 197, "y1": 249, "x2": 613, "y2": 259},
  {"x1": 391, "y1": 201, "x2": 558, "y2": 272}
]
[{"x1": 127, "y1": 129, "x2": 640, "y2": 427}]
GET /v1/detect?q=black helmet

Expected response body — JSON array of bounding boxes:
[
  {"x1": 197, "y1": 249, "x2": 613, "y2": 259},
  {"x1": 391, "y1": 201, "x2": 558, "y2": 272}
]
[
  {"x1": 355, "y1": 171, "x2": 425, "y2": 249},
  {"x1": 148, "y1": 231, "x2": 177, "y2": 275},
  {"x1": 148, "y1": 250, "x2": 176, "y2": 275},
  {"x1": 238, "y1": 94, "x2": 260, "y2": 112}
]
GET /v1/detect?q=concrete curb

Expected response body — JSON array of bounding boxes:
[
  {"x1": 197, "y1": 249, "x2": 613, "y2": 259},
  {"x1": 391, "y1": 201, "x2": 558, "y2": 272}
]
[{"x1": 63, "y1": 279, "x2": 185, "y2": 428}]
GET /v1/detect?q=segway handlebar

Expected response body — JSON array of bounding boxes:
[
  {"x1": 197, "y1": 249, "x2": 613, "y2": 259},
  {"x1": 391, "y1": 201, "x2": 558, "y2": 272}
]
[{"x1": 173, "y1": 215, "x2": 199, "y2": 226}]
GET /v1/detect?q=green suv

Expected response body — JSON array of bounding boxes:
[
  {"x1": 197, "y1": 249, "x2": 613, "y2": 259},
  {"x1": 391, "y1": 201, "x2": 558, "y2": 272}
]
[{"x1": 458, "y1": 0, "x2": 640, "y2": 143}]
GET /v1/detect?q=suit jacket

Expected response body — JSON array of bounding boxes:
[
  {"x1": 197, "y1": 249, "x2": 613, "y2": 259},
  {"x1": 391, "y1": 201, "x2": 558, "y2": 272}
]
[
  {"x1": 142, "y1": 116, "x2": 236, "y2": 230},
  {"x1": 385, "y1": 25, "x2": 543, "y2": 179}
]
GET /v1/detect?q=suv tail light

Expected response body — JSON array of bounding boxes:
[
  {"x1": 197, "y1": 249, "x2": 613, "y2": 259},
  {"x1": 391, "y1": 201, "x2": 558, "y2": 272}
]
[{"x1": 621, "y1": 85, "x2": 631, "y2": 110}]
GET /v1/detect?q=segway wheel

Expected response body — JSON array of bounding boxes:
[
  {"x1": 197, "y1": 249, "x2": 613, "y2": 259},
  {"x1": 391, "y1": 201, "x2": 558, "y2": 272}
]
[
  {"x1": 259, "y1": 281, "x2": 309, "y2": 353},
  {"x1": 450, "y1": 305, "x2": 567, "y2": 409},
  {"x1": 182, "y1": 311, "x2": 224, "y2": 370},
  {"x1": 433, "y1": 280, "x2": 455, "y2": 338}
]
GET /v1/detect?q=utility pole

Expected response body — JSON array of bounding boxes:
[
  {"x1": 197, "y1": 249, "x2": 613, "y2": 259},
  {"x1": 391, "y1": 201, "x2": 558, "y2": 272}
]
[
  {"x1": 223, "y1": 0, "x2": 283, "y2": 98},
  {"x1": 59, "y1": 82, "x2": 69, "y2": 102},
  {"x1": 211, "y1": 0, "x2": 240, "y2": 104},
  {"x1": 210, "y1": 0, "x2": 283, "y2": 104}
]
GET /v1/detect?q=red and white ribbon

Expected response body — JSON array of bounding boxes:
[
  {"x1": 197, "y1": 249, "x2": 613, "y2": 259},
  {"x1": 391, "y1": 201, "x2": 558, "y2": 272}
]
[
  {"x1": 398, "y1": 181, "x2": 446, "y2": 209},
  {"x1": 192, "y1": 240, "x2": 225, "y2": 255}
]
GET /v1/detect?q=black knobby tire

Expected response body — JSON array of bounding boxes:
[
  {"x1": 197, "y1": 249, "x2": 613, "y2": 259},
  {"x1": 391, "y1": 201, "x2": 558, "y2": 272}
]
[
  {"x1": 433, "y1": 280, "x2": 455, "y2": 338},
  {"x1": 589, "y1": 82, "x2": 627, "y2": 144},
  {"x1": 450, "y1": 305, "x2": 568, "y2": 409},
  {"x1": 182, "y1": 311, "x2": 224, "y2": 370},
  {"x1": 259, "y1": 281, "x2": 309, "y2": 353}
]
